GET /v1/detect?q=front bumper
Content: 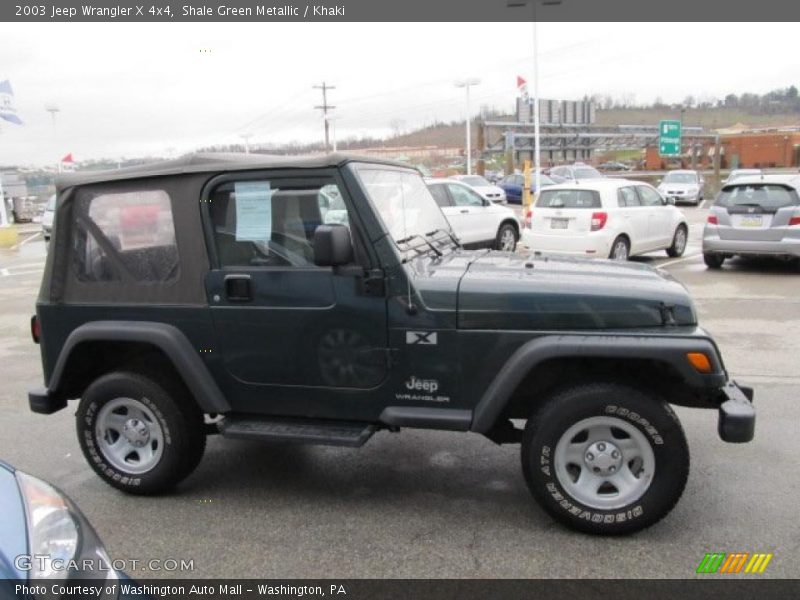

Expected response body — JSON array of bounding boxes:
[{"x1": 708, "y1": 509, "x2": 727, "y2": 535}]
[{"x1": 718, "y1": 380, "x2": 755, "y2": 443}]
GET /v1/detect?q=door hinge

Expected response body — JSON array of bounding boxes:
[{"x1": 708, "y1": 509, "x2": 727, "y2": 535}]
[{"x1": 359, "y1": 269, "x2": 386, "y2": 297}]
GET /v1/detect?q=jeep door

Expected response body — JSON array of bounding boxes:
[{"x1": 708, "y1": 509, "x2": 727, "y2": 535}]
[{"x1": 201, "y1": 170, "x2": 389, "y2": 418}]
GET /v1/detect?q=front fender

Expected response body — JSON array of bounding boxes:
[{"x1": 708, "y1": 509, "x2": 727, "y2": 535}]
[{"x1": 470, "y1": 333, "x2": 727, "y2": 433}]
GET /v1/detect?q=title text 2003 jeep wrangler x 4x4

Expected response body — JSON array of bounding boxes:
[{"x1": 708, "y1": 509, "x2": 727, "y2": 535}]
[{"x1": 29, "y1": 154, "x2": 754, "y2": 535}]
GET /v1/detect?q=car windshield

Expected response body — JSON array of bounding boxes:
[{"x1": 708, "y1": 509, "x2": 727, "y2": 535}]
[
  {"x1": 536, "y1": 189, "x2": 602, "y2": 209},
  {"x1": 459, "y1": 176, "x2": 490, "y2": 187},
  {"x1": 574, "y1": 167, "x2": 603, "y2": 179},
  {"x1": 356, "y1": 166, "x2": 453, "y2": 247},
  {"x1": 663, "y1": 172, "x2": 697, "y2": 184},
  {"x1": 717, "y1": 184, "x2": 799, "y2": 209}
]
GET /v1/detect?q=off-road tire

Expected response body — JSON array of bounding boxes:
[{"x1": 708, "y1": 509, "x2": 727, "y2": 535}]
[
  {"x1": 521, "y1": 382, "x2": 689, "y2": 535},
  {"x1": 703, "y1": 253, "x2": 725, "y2": 269},
  {"x1": 666, "y1": 224, "x2": 688, "y2": 257},
  {"x1": 77, "y1": 371, "x2": 206, "y2": 494},
  {"x1": 495, "y1": 222, "x2": 518, "y2": 252}
]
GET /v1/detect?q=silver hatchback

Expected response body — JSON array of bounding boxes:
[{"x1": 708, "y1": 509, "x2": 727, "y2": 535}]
[{"x1": 702, "y1": 175, "x2": 800, "y2": 268}]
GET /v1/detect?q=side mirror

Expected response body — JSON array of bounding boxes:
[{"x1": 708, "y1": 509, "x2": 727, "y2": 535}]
[
  {"x1": 656, "y1": 179, "x2": 662, "y2": 185},
  {"x1": 482, "y1": 198, "x2": 490, "y2": 206},
  {"x1": 665, "y1": 197, "x2": 675, "y2": 205},
  {"x1": 313, "y1": 224, "x2": 353, "y2": 267}
]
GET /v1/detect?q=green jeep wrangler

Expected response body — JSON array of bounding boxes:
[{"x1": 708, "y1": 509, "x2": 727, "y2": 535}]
[{"x1": 29, "y1": 153, "x2": 755, "y2": 535}]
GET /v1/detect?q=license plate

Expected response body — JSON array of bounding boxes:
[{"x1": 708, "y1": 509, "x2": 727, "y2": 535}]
[
  {"x1": 739, "y1": 215, "x2": 763, "y2": 228},
  {"x1": 550, "y1": 218, "x2": 568, "y2": 230}
]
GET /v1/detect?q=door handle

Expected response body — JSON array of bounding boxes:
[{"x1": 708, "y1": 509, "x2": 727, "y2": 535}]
[
  {"x1": 460, "y1": 209, "x2": 469, "y2": 214},
  {"x1": 224, "y1": 274, "x2": 252, "y2": 302}
]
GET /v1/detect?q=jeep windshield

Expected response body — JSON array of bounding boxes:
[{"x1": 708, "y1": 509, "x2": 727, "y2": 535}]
[{"x1": 355, "y1": 165, "x2": 456, "y2": 255}]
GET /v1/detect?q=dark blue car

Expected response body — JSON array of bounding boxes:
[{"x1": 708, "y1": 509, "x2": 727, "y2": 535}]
[
  {"x1": 0, "y1": 460, "x2": 133, "y2": 591},
  {"x1": 496, "y1": 173, "x2": 556, "y2": 204}
]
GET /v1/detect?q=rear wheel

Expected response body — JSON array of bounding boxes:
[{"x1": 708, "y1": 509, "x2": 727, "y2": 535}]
[
  {"x1": 495, "y1": 223, "x2": 518, "y2": 252},
  {"x1": 77, "y1": 371, "x2": 206, "y2": 494},
  {"x1": 521, "y1": 382, "x2": 690, "y2": 535},
  {"x1": 703, "y1": 252, "x2": 725, "y2": 269},
  {"x1": 666, "y1": 224, "x2": 688, "y2": 257},
  {"x1": 609, "y1": 236, "x2": 630, "y2": 261}
]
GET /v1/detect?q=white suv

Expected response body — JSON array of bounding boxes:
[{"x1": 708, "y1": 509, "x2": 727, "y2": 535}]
[
  {"x1": 521, "y1": 179, "x2": 688, "y2": 260},
  {"x1": 427, "y1": 179, "x2": 521, "y2": 251}
]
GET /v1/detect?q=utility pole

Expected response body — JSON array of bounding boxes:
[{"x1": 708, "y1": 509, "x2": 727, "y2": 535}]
[{"x1": 313, "y1": 82, "x2": 336, "y2": 152}]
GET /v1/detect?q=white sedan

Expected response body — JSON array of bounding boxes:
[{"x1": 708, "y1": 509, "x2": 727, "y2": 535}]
[
  {"x1": 449, "y1": 174, "x2": 507, "y2": 203},
  {"x1": 427, "y1": 179, "x2": 521, "y2": 251},
  {"x1": 521, "y1": 179, "x2": 688, "y2": 260}
]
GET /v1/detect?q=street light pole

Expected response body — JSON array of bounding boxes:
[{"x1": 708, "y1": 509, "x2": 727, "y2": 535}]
[
  {"x1": 240, "y1": 132, "x2": 252, "y2": 154},
  {"x1": 455, "y1": 78, "x2": 481, "y2": 175},
  {"x1": 507, "y1": 0, "x2": 562, "y2": 195}
]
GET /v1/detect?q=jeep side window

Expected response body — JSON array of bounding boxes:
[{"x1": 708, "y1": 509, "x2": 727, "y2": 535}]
[
  {"x1": 210, "y1": 179, "x2": 350, "y2": 268},
  {"x1": 71, "y1": 189, "x2": 178, "y2": 283}
]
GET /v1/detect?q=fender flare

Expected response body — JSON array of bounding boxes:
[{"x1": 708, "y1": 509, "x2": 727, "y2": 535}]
[
  {"x1": 470, "y1": 333, "x2": 727, "y2": 433},
  {"x1": 48, "y1": 320, "x2": 230, "y2": 414}
]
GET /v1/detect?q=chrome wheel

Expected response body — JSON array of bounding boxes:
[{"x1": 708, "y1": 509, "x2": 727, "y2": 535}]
[
  {"x1": 673, "y1": 227, "x2": 687, "y2": 255},
  {"x1": 499, "y1": 227, "x2": 517, "y2": 251},
  {"x1": 96, "y1": 397, "x2": 164, "y2": 474},
  {"x1": 611, "y1": 238, "x2": 629, "y2": 260},
  {"x1": 554, "y1": 416, "x2": 655, "y2": 510}
]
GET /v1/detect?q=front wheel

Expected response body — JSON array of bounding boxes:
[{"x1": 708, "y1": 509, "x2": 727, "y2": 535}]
[
  {"x1": 495, "y1": 223, "x2": 518, "y2": 252},
  {"x1": 77, "y1": 371, "x2": 206, "y2": 494},
  {"x1": 521, "y1": 383, "x2": 689, "y2": 535}
]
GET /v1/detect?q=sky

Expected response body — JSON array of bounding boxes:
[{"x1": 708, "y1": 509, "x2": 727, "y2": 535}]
[{"x1": 0, "y1": 22, "x2": 797, "y2": 166}]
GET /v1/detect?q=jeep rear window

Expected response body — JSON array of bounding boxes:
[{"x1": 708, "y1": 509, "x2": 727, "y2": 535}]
[
  {"x1": 72, "y1": 189, "x2": 179, "y2": 283},
  {"x1": 536, "y1": 189, "x2": 601, "y2": 209},
  {"x1": 716, "y1": 185, "x2": 799, "y2": 210}
]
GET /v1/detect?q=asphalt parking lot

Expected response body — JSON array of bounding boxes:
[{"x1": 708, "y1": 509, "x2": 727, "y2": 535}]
[{"x1": 1, "y1": 206, "x2": 798, "y2": 579}]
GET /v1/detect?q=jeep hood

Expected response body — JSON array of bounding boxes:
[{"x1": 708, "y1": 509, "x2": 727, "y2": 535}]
[{"x1": 412, "y1": 250, "x2": 697, "y2": 330}]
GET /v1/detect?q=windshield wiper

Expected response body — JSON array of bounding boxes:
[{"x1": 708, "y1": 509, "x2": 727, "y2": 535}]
[
  {"x1": 425, "y1": 228, "x2": 461, "y2": 247},
  {"x1": 396, "y1": 234, "x2": 442, "y2": 258}
]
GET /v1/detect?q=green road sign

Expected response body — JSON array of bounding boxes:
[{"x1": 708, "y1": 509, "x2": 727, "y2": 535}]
[{"x1": 659, "y1": 119, "x2": 682, "y2": 157}]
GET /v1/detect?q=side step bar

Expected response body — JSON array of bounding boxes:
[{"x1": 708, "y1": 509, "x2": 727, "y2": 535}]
[{"x1": 219, "y1": 416, "x2": 377, "y2": 447}]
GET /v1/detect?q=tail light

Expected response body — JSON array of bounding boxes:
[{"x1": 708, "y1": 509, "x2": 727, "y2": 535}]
[
  {"x1": 707, "y1": 215, "x2": 718, "y2": 225},
  {"x1": 30, "y1": 315, "x2": 40, "y2": 344},
  {"x1": 590, "y1": 212, "x2": 607, "y2": 231},
  {"x1": 789, "y1": 214, "x2": 800, "y2": 226},
  {"x1": 524, "y1": 209, "x2": 532, "y2": 228}
]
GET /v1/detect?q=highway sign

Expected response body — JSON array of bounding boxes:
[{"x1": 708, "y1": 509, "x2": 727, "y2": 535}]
[{"x1": 659, "y1": 119, "x2": 682, "y2": 157}]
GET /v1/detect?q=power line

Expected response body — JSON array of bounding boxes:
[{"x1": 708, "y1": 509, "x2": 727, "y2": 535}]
[{"x1": 313, "y1": 82, "x2": 336, "y2": 152}]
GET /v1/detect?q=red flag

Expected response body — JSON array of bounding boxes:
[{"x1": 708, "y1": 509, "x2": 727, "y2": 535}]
[
  {"x1": 61, "y1": 153, "x2": 74, "y2": 163},
  {"x1": 516, "y1": 76, "x2": 527, "y2": 89}
]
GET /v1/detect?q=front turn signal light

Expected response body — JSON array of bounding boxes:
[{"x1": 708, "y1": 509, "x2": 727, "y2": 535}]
[{"x1": 687, "y1": 352, "x2": 712, "y2": 373}]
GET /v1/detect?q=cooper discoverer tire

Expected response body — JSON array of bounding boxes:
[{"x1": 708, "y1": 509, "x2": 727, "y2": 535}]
[
  {"x1": 77, "y1": 371, "x2": 206, "y2": 495},
  {"x1": 521, "y1": 382, "x2": 689, "y2": 535}
]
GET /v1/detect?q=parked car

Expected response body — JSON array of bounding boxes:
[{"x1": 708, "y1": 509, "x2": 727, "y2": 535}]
[
  {"x1": 449, "y1": 174, "x2": 507, "y2": 203},
  {"x1": 547, "y1": 163, "x2": 605, "y2": 184},
  {"x1": 496, "y1": 172, "x2": 556, "y2": 204},
  {"x1": 0, "y1": 459, "x2": 120, "y2": 582},
  {"x1": 702, "y1": 174, "x2": 800, "y2": 269},
  {"x1": 723, "y1": 168, "x2": 763, "y2": 185},
  {"x1": 598, "y1": 161, "x2": 632, "y2": 172},
  {"x1": 41, "y1": 194, "x2": 56, "y2": 241},
  {"x1": 427, "y1": 178, "x2": 520, "y2": 251},
  {"x1": 657, "y1": 170, "x2": 705, "y2": 206},
  {"x1": 522, "y1": 179, "x2": 689, "y2": 260},
  {"x1": 29, "y1": 153, "x2": 754, "y2": 535}
]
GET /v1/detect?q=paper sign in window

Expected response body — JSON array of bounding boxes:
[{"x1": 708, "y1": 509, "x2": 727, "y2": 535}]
[{"x1": 234, "y1": 181, "x2": 273, "y2": 242}]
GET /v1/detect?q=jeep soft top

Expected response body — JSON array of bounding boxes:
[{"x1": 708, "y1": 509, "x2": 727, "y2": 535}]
[{"x1": 29, "y1": 153, "x2": 754, "y2": 534}]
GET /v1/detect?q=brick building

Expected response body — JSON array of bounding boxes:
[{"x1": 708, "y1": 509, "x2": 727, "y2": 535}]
[{"x1": 645, "y1": 128, "x2": 800, "y2": 170}]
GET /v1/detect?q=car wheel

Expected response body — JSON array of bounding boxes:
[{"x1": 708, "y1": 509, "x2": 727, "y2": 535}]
[
  {"x1": 495, "y1": 223, "x2": 518, "y2": 252},
  {"x1": 77, "y1": 371, "x2": 206, "y2": 494},
  {"x1": 521, "y1": 382, "x2": 689, "y2": 535},
  {"x1": 666, "y1": 224, "x2": 688, "y2": 257},
  {"x1": 609, "y1": 236, "x2": 630, "y2": 261},
  {"x1": 703, "y1": 253, "x2": 725, "y2": 269}
]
